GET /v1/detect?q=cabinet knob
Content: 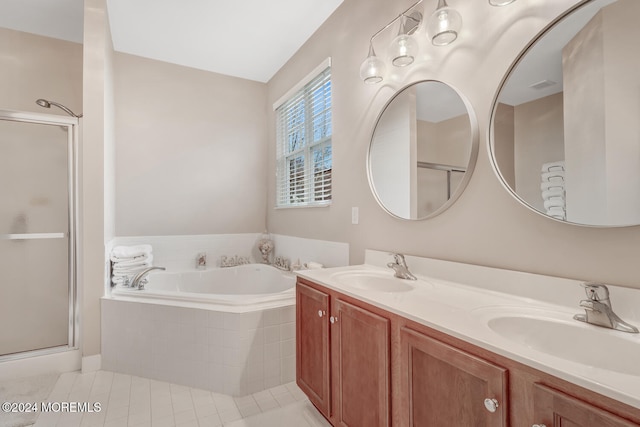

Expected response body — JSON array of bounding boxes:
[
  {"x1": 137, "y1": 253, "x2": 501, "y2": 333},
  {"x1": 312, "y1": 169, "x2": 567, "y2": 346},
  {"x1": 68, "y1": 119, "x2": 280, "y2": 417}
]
[
  {"x1": 318, "y1": 310, "x2": 326, "y2": 318},
  {"x1": 483, "y1": 398, "x2": 499, "y2": 413},
  {"x1": 330, "y1": 316, "x2": 339, "y2": 324}
]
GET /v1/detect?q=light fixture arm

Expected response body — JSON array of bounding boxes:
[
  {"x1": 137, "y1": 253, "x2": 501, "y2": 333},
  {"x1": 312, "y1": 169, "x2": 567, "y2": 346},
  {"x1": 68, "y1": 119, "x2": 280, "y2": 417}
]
[{"x1": 368, "y1": 0, "x2": 424, "y2": 47}]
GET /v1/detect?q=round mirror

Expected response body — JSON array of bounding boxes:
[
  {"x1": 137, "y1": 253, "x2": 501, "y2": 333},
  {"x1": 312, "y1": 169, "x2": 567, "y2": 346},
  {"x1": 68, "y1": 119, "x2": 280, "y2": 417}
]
[
  {"x1": 490, "y1": 0, "x2": 640, "y2": 226},
  {"x1": 368, "y1": 80, "x2": 478, "y2": 220}
]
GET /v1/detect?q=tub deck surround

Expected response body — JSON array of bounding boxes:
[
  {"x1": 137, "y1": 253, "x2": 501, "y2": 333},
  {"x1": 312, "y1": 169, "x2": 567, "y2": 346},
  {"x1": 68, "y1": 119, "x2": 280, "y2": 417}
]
[
  {"x1": 295, "y1": 251, "x2": 640, "y2": 411},
  {"x1": 102, "y1": 264, "x2": 296, "y2": 396},
  {"x1": 110, "y1": 264, "x2": 296, "y2": 312}
]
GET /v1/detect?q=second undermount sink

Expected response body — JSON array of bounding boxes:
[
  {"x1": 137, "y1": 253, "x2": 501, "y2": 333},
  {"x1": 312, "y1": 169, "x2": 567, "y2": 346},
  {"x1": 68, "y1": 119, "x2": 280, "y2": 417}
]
[
  {"x1": 476, "y1": 307, "x2": 640, "y2": 376},
  {"x1": 330, "y1": 270, "x2": 417, "y2": 293}
]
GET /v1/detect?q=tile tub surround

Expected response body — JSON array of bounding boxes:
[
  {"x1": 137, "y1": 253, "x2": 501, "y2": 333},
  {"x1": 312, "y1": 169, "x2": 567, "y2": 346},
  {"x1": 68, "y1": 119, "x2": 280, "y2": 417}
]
[
  {"x1": 107, "y1": 234, "x2": 349, "y2": 274},
  {"x1": 101, "y1": 299, "x2": 296, "y2": 396}
]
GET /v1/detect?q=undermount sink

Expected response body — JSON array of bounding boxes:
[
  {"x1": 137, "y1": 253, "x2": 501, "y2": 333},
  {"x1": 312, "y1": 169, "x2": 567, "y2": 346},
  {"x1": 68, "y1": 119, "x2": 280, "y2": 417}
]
[
  {"x1": 478, "y1": 307, "x2": 640, "y2": 376},
  {"x1": 330, "y1": 270, "x2": 416, "y2": 293}
]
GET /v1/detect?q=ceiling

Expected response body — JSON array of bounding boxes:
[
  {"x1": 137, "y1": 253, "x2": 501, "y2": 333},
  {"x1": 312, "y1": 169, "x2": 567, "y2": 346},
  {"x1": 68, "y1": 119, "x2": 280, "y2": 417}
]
[
  {"x1": 0, "y1": 0, "x2": 343, "y2": 83},
  {"x1": 499, "y1": 0, "x2": 616, "y2": 106}
]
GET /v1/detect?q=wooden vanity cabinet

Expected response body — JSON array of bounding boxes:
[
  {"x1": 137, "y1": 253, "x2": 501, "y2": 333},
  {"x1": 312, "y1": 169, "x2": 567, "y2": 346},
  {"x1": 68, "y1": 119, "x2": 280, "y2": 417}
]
[
  {"x1": 296, "y1": 279, "x2": 391, "y2": 427},
  {"x1": 532, "y1": 383, "x2": 639, "y2": 427},
  {"x1": 296, "y1": 280, "x2": 331, "y2": 417},
  {"x1": 399, "y1": 326, "x2": 508, "y2": 427},
  {"x1": 297, "y1": 278, "x2": 640, "y2": 427}
]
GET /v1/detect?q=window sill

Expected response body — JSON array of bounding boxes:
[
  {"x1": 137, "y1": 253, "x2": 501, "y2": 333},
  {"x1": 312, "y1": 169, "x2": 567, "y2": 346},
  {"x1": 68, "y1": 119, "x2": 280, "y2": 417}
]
[{"x1": 274, "y1": 202, "x2": 331, "y2": 210}]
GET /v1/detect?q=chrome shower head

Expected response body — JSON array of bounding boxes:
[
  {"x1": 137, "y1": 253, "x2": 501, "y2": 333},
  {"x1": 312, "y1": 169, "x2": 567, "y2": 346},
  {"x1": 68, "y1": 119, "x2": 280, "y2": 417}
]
[{"x1": 35, "y1": 98, "x2": 83, "y2": 118}]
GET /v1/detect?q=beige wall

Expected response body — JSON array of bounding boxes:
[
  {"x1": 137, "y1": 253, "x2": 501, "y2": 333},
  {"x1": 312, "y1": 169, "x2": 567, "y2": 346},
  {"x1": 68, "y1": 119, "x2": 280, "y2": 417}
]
[
  {"x1": 0, "y1": 27, "x2": 82, "y2": 113},
  {"x1": 514, "y1": 93, "x2": 565, "y2": 212},
  {"x1": 563, "y1": 0, "x2": 640, "y2": 225},
  {"x1": 82, "y1": 0, "x2": 114, "y2": 357},
  {"x1": 493, "y1": 103, "x2": 515, "y2": 189},
  {"x1": 113, "y1": 53, "x2": 268, "y2": 236},
  {"x1": 266, "y1": 0, "x2": 640, "y2": 289}
]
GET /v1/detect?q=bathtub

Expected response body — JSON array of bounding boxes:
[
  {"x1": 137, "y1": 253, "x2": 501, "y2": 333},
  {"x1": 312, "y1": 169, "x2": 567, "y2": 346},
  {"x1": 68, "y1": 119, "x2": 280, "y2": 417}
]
[
  {"x1": 110, "y1": 263, "x2": 295, "y2": 311},
  {"x1": 102, "y1": 263, "x2": 297, "y2": 395}
]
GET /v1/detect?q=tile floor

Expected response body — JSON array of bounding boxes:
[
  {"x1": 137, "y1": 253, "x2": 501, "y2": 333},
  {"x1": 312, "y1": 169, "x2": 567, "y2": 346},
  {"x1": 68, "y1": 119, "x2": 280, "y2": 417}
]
[{"x1": 10, "y1": 370, "x2": 331, "y2": 427}]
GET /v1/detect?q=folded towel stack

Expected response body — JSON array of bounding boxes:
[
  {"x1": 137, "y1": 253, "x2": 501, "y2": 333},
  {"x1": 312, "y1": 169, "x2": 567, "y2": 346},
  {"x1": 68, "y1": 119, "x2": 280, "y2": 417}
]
[
  {"x1": 540, "y1": 160, "x2": 566, "y2": 220},
  {"x1": 110, "y1": 244, "x2": 153, "y2": 286}
]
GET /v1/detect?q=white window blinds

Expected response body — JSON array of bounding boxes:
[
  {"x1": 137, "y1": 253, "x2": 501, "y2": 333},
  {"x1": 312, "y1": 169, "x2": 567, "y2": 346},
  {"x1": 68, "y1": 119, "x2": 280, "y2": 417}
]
[{"x1": 276, "y1": 66, "x2": 332, "y2": 207}]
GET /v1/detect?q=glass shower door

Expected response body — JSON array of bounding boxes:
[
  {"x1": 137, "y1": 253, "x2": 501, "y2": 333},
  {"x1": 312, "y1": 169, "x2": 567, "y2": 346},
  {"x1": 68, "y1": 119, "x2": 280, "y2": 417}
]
[{"x1": 0, "y1": 113, "x2": 76, "y2": 358}]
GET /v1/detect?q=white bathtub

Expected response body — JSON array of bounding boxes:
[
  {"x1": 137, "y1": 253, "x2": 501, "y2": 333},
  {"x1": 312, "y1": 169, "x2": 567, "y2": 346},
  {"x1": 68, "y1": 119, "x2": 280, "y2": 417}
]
[
  {"x1": 103, "y1": 263, "x2": 297, "y2": 395},
  {"x1": 110, "y1": 263, "x2": 295, "y2": 310}
]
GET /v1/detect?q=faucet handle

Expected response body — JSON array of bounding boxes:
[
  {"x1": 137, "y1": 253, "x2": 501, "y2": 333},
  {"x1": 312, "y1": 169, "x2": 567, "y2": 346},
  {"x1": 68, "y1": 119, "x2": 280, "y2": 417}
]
[
  {"x1": 390, "y1": 253, "x2": 407, "y2": 266},
  {"x1": 581, "y1": 283, "x2": 610, "y2": 301}
]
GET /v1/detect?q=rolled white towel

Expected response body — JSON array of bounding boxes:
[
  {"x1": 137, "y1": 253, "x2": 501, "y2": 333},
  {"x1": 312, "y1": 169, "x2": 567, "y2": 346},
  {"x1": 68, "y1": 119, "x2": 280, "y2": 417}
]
[
  {"x1": 544, "y1": 198, "x2": 565, "y2": 210},
  {"x1": 111, "y1": 276, "x2": 129, "y2": 286},
  {"x1": 111, "y1": 244, "x2": 152, "y2": 260},
  {"x1": 113, "y1": 263, "x2": 152, "y2": 273},
  {"x1": 112, "y1": 255, "x2": 153, "y2": 269},
  {"x1": 542, "y1": 188, "x2": 565, "y2": 200},
  {"x1": 112, "y1": 266, "x2": 149, "y2": 278},
  {"x1": 541, "y1": 171, "x2": 565, "y2": 182},
  {"x1": 546, "y1": 206, "x2": 566, "y2": 215},
  {"x1": 541, "y1": 181, "x2": 565, "y2": 191},
  {"x1": 541, "y1": 160, "x2": 565, "y2": 172}
]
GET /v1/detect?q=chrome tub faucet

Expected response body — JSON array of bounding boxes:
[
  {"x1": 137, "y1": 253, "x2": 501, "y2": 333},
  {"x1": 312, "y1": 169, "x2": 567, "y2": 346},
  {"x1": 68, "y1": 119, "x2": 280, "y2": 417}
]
[
  {"x1": 387, "y1": 253, "x2": 417, "y2": 280},
  {"x1": 130, "y1": 266, "x2": 166, "y2": 290},
  {"x1": 573, "y1": 283, "x2": 638, "y2": 333}
]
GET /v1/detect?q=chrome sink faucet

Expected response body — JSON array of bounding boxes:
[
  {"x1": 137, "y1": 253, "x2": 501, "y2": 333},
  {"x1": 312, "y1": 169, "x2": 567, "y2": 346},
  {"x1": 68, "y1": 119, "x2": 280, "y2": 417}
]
[
  {"x1": 573, "y1": 283, "x2": 638, "y2": 333},
  {"x1": 130, "y1": 266, "x2": 166, "y2": 290},
  {"x1": 387, "y1": 253, "x2": 417, "y2": 280}
]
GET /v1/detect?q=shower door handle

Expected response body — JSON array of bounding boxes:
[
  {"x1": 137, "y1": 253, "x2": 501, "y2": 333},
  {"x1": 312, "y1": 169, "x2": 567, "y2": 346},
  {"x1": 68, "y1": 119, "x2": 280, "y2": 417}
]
[{"x1": 0, "y1": 233, "x2": 65, "y2": 240}]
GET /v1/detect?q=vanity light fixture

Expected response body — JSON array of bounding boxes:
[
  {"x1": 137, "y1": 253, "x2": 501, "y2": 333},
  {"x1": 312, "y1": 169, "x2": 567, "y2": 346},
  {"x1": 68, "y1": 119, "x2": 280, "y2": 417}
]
[
  {"x1": 427, "y1": 0, "x2": 463, "y2": 46},
  {"x1": 359, "y1": 43, "x2": 387, "y2": 84},
  {"x1": 489, "y1": 0, "x2": 517, "y2": 6},
  {"x1": 389, "y1": 13, "x2": 421, "y2": 67},
  {"x1": 359, "y1": 0, "x2": 423, "y2": 84}
]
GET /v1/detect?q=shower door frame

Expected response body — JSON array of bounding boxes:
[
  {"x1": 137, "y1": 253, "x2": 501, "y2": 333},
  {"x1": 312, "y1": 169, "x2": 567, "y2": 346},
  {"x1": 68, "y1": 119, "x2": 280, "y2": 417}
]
[{"x1": 0, "y1": 109, "x2": 79, "y2": 361}]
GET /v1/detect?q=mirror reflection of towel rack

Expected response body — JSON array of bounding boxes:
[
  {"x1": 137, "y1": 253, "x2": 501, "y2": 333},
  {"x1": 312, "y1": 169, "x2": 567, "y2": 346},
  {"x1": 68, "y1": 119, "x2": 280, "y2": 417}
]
[{"x1": 417, "y1": 161, "x2": 467, "y2": 200}]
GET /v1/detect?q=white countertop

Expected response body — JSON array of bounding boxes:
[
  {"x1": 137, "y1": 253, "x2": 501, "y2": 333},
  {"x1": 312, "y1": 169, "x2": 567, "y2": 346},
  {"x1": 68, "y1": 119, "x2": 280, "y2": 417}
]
[{"x1": 296, "y1": 250, "x2": 640, "y2": 410}]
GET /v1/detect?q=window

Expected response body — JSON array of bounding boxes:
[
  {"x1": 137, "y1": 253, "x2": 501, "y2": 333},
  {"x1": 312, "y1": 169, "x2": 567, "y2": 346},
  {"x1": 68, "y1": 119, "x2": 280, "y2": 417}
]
[{"x1": 276, "y1": 65, "x2": 332, "y2": 207}]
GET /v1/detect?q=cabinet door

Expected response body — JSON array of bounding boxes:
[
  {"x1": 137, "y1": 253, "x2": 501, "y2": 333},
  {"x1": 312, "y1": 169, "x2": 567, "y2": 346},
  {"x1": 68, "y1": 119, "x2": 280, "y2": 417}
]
[
  {"x1": 296, "y1": 282, "x2": 331, "y2": 418},
  {"x1": 400, "y1": 327, "x2": 508, "y2": 427},
  {"x1": 332, "y1": 298, "x2": 391, "y2": 427},
  {"x1": 533, "y1": 383, "x2": 639, "y2": 427}
]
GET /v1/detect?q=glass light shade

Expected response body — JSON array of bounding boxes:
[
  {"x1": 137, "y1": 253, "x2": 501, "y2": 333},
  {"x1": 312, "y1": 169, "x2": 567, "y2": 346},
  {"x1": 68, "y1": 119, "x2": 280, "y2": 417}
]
[
  {"x1": 489, "y1": 0, "x2": 516, "y2": 5},
  {"x1": 427, "y1": 4, "x2": 463, "y2": 46},
  {"x1": 359, "y1": 49, "x2": 386, "y2": 84},
  {"x1": 390, "y1": 34, "x2": 418, "y2": 67}
]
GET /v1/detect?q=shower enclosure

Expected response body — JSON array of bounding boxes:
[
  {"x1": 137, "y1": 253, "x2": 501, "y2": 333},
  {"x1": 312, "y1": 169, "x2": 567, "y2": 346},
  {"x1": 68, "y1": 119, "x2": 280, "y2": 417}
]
[{"x1": 0, "y1": 109, "x2": 78, "y2": 360}]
